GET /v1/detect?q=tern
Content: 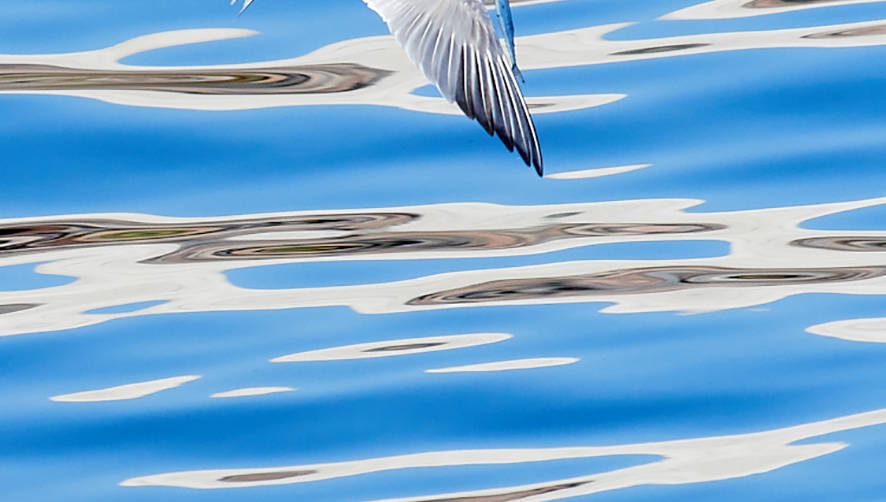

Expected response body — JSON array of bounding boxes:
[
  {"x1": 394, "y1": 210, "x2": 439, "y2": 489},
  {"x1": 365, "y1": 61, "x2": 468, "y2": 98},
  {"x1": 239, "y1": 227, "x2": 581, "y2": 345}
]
[{"x1": 232, "y1": 0, "x2": 543, "y2": 175}]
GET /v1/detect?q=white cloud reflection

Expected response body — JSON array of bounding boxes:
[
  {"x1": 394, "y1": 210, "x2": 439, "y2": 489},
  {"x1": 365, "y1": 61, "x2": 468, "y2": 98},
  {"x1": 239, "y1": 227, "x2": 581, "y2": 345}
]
[
  {"x1": 50, "y1": 375, "x2": 201, "y2": 402},
  {"x1": 546, "y1": 164, "x2": 652, "y2": 180},
  {"x1": 211, "y1": 387, "x2": 295, "y2": 398},
  {"x1": 663, "y1": 0, "x2": 886, "y2": 20},
  {"x1": 272, "y1": 333, "x2": 512, "y2": 362},
  {"x1": 2, "y1": 7, "x2": 886, "y2": 116},
  {"x1": 426, "y1": 357, "x2": 578, "y2": 373},
  {"x1": 3, "y1": 196, "x2": 886, "y2": 338},
  {"x1": 120, "y1": 405, "x2": 886, "y2": 500},
  {"x1": 807, "y1": 317, "x2": 886, "y2": 343}
]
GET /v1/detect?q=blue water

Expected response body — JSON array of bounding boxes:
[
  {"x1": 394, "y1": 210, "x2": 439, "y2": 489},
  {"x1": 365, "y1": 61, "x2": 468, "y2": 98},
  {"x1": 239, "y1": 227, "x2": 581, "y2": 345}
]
[{"x1": 4, "y1": 1, "x2": 886, "y2": 501}]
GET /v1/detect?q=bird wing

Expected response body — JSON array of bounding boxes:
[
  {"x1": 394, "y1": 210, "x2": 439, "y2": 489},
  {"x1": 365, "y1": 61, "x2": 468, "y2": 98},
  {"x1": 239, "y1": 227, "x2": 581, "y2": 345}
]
[
  {"x1": 362, "y1": 0, "x2": 542, "y2": 174},
  {"x1": 230, "y1": 0, "x2": 254, "y2": 14}
]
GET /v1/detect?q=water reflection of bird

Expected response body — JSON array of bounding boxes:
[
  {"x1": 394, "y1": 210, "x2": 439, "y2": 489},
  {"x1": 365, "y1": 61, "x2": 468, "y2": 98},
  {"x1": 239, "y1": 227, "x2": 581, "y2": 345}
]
[{"x1": 232, "y1": 0, "x2": 542, "y2": 175}]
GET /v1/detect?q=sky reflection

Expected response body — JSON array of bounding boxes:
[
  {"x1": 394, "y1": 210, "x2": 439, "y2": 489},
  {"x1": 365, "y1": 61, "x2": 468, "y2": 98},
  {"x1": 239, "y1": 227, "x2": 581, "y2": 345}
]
[{"x1": 4, "y1": 1, "x2": 886, "y2": 501}]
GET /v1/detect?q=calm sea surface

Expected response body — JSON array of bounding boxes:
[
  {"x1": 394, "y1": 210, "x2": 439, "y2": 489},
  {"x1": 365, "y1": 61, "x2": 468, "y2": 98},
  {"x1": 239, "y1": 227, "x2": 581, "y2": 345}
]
[{"x1": 4, "y1": 1, "x2": 886, "y2": 501}]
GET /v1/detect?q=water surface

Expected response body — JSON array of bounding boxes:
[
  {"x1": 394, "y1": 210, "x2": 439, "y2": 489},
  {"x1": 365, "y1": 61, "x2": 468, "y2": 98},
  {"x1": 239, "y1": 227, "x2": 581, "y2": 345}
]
[{"x1": 3, "y1": 1, "x2": 886, "y2": 501}]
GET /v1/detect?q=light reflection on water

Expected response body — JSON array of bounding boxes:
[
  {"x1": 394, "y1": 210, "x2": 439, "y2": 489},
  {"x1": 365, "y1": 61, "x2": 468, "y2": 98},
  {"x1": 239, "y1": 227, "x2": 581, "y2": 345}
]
[
  {"x1": 119, "y1": 406, "x2": 886, "y2": 499},
  {"x1": 3, "y1": 196, "x2": 886, "y2": 335},
  {"x1": 663, "y1": 0, "x2": 886, "y2": 20},
  {"x1": 4, "y1": 7, "x2": 886, "y2": 116},
  {"x1": 4, "y1": 1, "x2": 886, "y2": 501}
]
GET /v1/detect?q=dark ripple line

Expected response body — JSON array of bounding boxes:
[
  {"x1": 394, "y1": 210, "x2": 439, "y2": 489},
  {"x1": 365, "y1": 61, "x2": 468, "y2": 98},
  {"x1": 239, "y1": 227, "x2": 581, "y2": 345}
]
[
  {"x1": 0, "y1": 63, "x2": 390, "y2": 95},
  {"x1": 611, "y1": 43, "x2": 710, "y2": 56},
  {"x1": 0, "y1": 218, "x2": 723, "y2": 264},
  {"x1": 0, "y1": 213, "x2": 418, "y2": 256},
  {"x1": 0, "y1": 304, "x2": 39, "y2": 315},
  {"x1": 151, "y1": 222, "x2": 723, "y2": 263},
  {"x1": 407, "y1": 265, "x2": 886, "y2": 305},
  {"x1": 413, "y1": 481, "x2": 588, "y2": 502},
  {"x1": 364, "y1": 342, "x2": 447, "y2": 352},
  {"x1": 792, "y1": 236, "x2": 886, "y2": 251},
  {"x1": 219, "y1": 470, "x2": 317, "y2": 483},
  {"x1": 803, "y1": 23, "x2": 886, "y2": 39}
]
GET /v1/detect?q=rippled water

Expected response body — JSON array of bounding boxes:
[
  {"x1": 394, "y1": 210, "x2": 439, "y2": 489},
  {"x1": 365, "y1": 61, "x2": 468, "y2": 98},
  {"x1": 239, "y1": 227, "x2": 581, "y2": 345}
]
[{"x1": 4, "y1": 1, "x2": 886, "y2": 501}]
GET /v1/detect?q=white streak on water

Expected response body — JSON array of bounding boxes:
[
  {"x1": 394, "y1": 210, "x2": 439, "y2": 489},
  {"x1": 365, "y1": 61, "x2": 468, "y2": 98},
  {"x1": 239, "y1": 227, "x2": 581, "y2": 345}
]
[
  {"x1": 50, "y1": 375, "x2": 201, "y2": 402},
  {"x1": 547, "y1": 164, "x2": 651, "y2": 180},
  {"x1": 119, "y1": 406, "x2": 886, "y2": 500},
  {"x1": 0, "y1": 26, "x2": 620, "y2": 115},
  {"x1": 272, "y1": 333, "x2": 512, "y2": 362},
  {"x1": 426, "y1": 357, "x2": 578, "y2": 373},
  {"x1": 807, "y1": 318, "x2": 886, "y2": 343},
  {"x1": 662, "y1": 0, "x2": 886, "y2": 20},
  {"x1": 3, "y1": 13, "x2": 886, "y2": 114},
  {"x1": 210, "y1": 387, "x2": 295, "y2": 398},
  {"x1": 4, "y1": 196, "x2": 886, "y2": 337}
]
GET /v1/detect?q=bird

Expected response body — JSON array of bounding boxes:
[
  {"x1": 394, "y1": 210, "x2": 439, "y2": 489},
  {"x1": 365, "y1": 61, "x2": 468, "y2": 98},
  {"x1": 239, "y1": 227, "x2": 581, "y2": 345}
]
[{"x1": 231, "y1": 0, "x2": 543, "y2": 175}]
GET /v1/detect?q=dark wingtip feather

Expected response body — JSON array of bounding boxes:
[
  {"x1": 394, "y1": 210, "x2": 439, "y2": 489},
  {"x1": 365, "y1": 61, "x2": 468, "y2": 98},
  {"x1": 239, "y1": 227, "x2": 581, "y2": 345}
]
[{"x1": 512, "y1": 143, "x2": 543, "y2": 176}]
